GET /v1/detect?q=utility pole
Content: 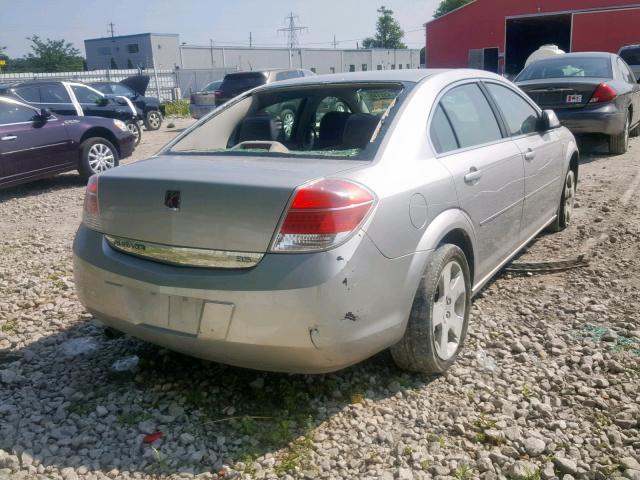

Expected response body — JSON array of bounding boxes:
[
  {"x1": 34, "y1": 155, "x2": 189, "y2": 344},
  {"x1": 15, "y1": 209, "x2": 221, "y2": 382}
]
[
  {"x1": 249, "y1": 32, "x2": 252, "y2": 48},
  {"x1": 277, "y1": 12, "x2": 307, "y2": 49},
  {"x1": 332, "y1": 35, "x2": 338, "y2": 49},
  {"x1": 107, "y1": 22, "x2": 115, "y2": 39},
  {"x1": 210, "y1": 38, "x2": 215, "y2": 67}
]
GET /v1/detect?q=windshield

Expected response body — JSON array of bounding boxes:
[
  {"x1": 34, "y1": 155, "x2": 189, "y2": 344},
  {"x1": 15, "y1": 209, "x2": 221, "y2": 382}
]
[
  {"x1": 169, "y1": 83, "x2": 406, "y2": 160},
  {"x1": 620, "y1": 47, "x2": 640, "y2": 65},
  {"x1": 516, "y1": 57, "x2": 612, "y2": 81}
]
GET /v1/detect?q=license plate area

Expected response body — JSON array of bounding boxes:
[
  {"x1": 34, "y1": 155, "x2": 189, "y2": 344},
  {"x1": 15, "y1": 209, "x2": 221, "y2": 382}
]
[
  {"x1": 125, "y1": 289, "x2": 203, "y2": 335},
  {"x1": 566, "y1": 94, "x2": 582, "y2": 103}
]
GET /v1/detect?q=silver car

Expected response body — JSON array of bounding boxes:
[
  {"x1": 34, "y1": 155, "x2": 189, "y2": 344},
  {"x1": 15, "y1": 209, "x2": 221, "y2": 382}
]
[{"x1": 73, "y1": 69, "x2": 579, "y2": 374}]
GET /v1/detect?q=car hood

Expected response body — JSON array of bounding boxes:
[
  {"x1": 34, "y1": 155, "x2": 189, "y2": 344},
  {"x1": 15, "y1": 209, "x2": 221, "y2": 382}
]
[{"x1": 121, "y1": 75, "x2": 150, "y2": 96}]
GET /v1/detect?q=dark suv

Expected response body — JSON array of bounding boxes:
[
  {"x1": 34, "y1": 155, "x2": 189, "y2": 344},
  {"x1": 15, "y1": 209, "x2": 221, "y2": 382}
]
[
  {"x1": 91, "y1": 75, "x2": 164, "y2": 131},
  {"x1": 619, "y1": 44, "x2": 640, "y2": 82},
  {"x1": 0, "y1": 80, "x2": 143, "y2": 144}
]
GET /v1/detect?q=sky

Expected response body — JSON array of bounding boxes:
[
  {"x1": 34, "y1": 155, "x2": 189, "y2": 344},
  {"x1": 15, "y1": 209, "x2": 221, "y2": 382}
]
[{"x1": 0, "y1": 0, "x2": 441, "y2": 57}]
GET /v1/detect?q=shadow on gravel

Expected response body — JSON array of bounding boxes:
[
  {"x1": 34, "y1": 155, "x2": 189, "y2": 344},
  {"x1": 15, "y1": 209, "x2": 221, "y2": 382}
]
[
  {"x1": 0, "y1": 173, "x2": 86, "y2": 203},
  {"x1": 575, "y1": 134, "x2": 616, "y2": 164},
  {"x1": 0, "y1": 320, "x2": 436, "y2": 476}
]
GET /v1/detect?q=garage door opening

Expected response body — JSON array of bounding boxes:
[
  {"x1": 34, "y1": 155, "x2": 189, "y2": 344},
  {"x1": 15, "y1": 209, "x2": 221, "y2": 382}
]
[{"x1": 505, "y1": 14, "x2": 572, "y2": 76}]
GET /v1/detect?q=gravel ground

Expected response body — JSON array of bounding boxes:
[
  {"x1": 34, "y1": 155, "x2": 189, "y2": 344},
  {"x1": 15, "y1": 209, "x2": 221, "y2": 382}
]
[{"x1": 0, "y1": 123, "x2": 639, "y2": 480}]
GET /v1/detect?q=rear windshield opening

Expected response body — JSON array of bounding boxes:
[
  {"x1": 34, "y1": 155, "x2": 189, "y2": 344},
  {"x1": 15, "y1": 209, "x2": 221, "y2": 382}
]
[
  {"x1": 169, "y1": 83, "x2": 405, "y2": 160},
  {"x1": 620, "y1": 47, "x2": 640, "y2": 66},
  {"x1": 516, "y1": 57, "x2": 612, "y2": 81},
  {"x1": 221, "y1": 72, "x2": 268, "y2": 91}
]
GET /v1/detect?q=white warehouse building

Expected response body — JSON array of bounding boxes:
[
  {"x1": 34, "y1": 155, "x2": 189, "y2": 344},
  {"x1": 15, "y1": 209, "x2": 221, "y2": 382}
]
[{"x1": 85, "y1": 33, "x2": 421, "y2": 74}]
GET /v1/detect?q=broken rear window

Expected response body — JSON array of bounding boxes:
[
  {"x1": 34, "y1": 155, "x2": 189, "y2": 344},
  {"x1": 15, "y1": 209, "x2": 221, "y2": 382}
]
[{"x1": 168, "y1": 83, "x2": 406, "y2": 160}]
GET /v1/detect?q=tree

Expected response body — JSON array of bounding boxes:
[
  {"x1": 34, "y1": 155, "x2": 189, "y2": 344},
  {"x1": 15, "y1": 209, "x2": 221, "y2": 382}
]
[
  {"x1": 420, "y1": 47, "x2": 425, "y2": 66},
  {"x1": 362, "y1": 6, "x2": 406, "y2": 49},
  {"x1": 22, "y1": 35, "x2": 84, "y2": 72},
  {"x1": 434, "y1": 0, "x2": 472, "y2": 18}
]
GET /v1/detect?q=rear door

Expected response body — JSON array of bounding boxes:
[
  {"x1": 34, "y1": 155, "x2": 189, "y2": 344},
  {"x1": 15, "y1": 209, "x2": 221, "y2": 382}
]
[
  {"x1": 70, "y1": 84, "x2": 109, "y2": 117},
  {"x1": 0, "y1": 102, "x2": 73, "y2": 184},
  {"x1": 37, "y1": 83, "x2": 79, "y2": 116},
  {"x1": 431, "y1": 82, "x2": 525, "y2": 281},
  {"x1": 484, "y1": 81, "x2": 564, "y2": 240}
]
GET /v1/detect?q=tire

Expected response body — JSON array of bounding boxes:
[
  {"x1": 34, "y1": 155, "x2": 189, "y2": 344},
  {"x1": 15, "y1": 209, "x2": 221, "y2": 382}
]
[
  {"x1": 548, "y1": 168, "x2": 577, "y2": 233},
  {"x1": 144, "y1": 110, "x2": 162, "y2": 131},
  {"x1": 608, "y1": 115, "x2": 629, "y2": 155},
  {"x1": 78, "y1": 137, "x2": 119, "y2": 180},
  {"x1": 391, "y1": 244, "x2": 471, "y2": 374},
  {"x1": 280, "y1": 109, "x2": 295, "y2": 140},
  {"x1": 126, "y1": 120, "x2": 142, "y2": 146},
  {"x1": 630, "y1": 121, "x2": 640, "y2": 138}
]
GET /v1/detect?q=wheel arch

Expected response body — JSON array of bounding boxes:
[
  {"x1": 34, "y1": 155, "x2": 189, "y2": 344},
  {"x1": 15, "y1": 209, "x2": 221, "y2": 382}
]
[
  {"x1": 79, "y1": 128, "x2": 121, "y2": 156},
  {"x1": 415, "y1": 208, "x2": 478, "y2": 285}
]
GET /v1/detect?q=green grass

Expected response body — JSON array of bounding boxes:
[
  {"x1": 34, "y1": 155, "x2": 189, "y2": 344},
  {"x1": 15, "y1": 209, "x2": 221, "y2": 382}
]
[
  {"x1": 163, "y1": 100, "x2": 190, "y2": 117},
  {"x1": 453, "y1": 464, "x2": 475, "y2": 480},
  {"x1": 0, "y1": 320, "x2": 17, "y2": 333}
]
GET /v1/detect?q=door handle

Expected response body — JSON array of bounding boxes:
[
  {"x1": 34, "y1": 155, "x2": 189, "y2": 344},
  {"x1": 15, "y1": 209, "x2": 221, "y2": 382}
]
[
  {"x1": 1, "y1": 135, "x2": 17, "y2": 141},
  {"x1": 524, "y1": 149, "x2": 536, "y2": 161},
  {"x1": 464, "y1": 168, "x2": 482, "y2": 184}
]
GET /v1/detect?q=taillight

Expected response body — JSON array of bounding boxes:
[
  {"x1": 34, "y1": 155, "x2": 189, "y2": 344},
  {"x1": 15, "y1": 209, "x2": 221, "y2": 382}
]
[
  {"x1": 271, "y1": 179, "x2": 375, "y2": 252},
  {"x1": 589, "y1": 83, "x2": 617, "y2": 104},
  {"x1": 82, "y1": 175, "x2": 101, "y2": 231}
]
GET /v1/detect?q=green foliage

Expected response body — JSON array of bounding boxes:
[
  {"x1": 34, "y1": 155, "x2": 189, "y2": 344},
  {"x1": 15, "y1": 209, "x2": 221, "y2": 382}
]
[
  {"x1": 454, "y1": 464, "x2": 475, "y2": 480},
  {"x1": 163, "y1": 100, "x2": 190, "y2": 117},
  {"x1": 0, "y1": 320, "x2": 17, "y2": 333},
  {"x1": 434, "y1": 0, "x2": 472, "y2": 18},
  {"x1": 362, "y1": 6, "x2": 406, "y2": 49},
  {"x1": 4, "y1": 35, "x2": 84, "y2": 73}
]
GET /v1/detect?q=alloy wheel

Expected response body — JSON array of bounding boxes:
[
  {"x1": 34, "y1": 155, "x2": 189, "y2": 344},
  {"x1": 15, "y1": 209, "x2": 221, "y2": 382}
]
[
  {"x1": 148, "y1": 112, "x2": 161, "y2": 129},
  {"x1": 127, "y1": 122, "x2": 140, "y2": 142},
  {"x1": 281, "y1": 111, "x2": 294, "y2": 139},
  {"x1": 564, "y1": 170, "x2": 576, "y2": 225},
  {"x1": 88, "y1": 143, "x2": 115, "y2": 173},
  {"x1": 432, "y1": 260, "x2": 467, "y2": 361}
]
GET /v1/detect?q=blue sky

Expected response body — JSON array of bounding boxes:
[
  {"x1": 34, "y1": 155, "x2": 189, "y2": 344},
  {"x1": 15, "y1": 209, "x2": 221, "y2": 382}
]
[{"x1": 1, "y1": 0, "x2": 440, "y2": 57}]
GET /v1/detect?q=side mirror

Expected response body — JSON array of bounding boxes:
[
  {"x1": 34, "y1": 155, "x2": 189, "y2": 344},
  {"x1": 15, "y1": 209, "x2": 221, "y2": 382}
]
[
  {"x1": 540, "y1": 109, "x2": 561, "y2": 131},
  {"x1": 38, "y1": 108, "x2": 52, "y2": 119},
  {"x1": 96, "y1": 97, "x2": 109, "y2": 106}
]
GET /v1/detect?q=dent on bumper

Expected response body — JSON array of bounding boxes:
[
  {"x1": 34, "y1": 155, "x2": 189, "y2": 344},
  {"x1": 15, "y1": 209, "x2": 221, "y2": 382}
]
[{"x1": 73, "y1": 225, "x2": 429, "y2": 373}]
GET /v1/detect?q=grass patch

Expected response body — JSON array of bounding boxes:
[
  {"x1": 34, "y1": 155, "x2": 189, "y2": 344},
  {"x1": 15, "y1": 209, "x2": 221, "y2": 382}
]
[
  {"x1": 274, "y1": 433, "x2": 314, "y2": 475},
  {"x1": 453, "y1": 464, "x2": 475, "y2": 480},
  {"x1": 163, "y1": 100, "x2": 189, "y2": 118},
  {"x1": 0, "y1": 320, "x2": 17, "y2": 333}
]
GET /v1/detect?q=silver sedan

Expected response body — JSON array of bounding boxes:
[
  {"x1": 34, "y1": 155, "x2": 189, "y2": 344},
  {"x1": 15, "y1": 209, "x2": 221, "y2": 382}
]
[{"x1": 73, "y1": 69, "x2": 579, "y2": 374}]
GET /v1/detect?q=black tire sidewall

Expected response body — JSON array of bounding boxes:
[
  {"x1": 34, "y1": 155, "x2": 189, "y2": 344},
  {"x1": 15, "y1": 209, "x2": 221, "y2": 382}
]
[
  {"x1": 79, "y1": 137, "x2": 119, "y2": 179},
  {"x1": 145, "y1": 110, "x2": 162, "y2": 131}
]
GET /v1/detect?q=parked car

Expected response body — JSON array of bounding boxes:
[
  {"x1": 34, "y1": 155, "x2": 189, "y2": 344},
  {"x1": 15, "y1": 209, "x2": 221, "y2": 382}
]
[
  {"x1": 0, "y1": 96, "x2": 135, "y2": 189},
  {"x1": 618, "y1": 44, "x2": 640, "y2": 81},
  {"x1": 189, "y1": 80, "x2": 223, "y2": 119},
  {"x1": 73, "y1": 69, "x2": 579, "y2": 374},
  {"x1": 91, "y1": 75, "x2": 165, "y2": 131},
  {"x1": 0, "y1": 80, "x2": 143, "y2": 145},
  {"x1": 515, "y1": 52, "x2": 640, "y2": 154}
]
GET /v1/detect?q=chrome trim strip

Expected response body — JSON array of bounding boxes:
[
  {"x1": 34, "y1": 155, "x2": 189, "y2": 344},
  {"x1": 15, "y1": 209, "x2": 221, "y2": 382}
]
[{"x1": 105, "y1": 235, "x2": 263, "y2": 269}]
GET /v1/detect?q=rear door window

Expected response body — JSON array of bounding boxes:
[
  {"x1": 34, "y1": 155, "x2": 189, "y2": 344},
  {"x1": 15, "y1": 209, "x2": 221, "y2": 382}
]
[
  {"x1": 616, "y1": 57, "x2": 637, "y2": 84},
  {"x1": 439, "y1": 83, "x2": 503, "y2": 149},
  {"x1": 485, "y1": 83, "x2": 539, "y2": 136},
  {"x1": 221, "y1": 73, "x2": 266, "y2": 93},
  {"x1": 40, "y1": 84, "x2": 72, "y2": 103},
  {"x1": 14, "y1": 85, "x2": 41, "y2": 103},
  {"x1": 71, "y1": 85, "x2": 103, "y2": 104},
  {"x1": 430, "y1": 104, "x2": 458, "y2": 154}
]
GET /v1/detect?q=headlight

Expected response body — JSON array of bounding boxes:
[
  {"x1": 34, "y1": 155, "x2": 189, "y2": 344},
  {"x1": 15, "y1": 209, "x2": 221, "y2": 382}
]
[{"x1": 113, "y1": 119, "x2": 128, "y2": 132}]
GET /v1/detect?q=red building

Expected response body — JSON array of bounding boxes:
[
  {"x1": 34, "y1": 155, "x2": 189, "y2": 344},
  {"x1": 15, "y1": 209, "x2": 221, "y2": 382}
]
[{"x1": 425, "y1": 0, "x2": 640, "y2": 74}]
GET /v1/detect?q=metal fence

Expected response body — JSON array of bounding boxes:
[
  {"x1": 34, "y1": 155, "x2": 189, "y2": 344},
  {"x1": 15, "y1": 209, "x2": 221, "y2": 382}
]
[{"x1": 0, "y1": 67, "x2": 238, "y2": 102}]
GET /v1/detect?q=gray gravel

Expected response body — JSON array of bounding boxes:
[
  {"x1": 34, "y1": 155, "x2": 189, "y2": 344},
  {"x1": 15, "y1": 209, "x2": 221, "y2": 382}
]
[{"x1": 1, "y1": 127, "x2": 639, "y2": 480}]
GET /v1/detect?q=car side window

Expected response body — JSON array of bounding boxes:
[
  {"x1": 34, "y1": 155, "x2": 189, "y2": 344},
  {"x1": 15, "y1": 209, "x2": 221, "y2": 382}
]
[
  {"x1": 40, "y1": 84, "x2": 72, "y2": 103},
  {"x1": 71, "y1": 85, "x2": 103, "y2": 104},
  {"x1": 617, "y1": 57, "x2": 637, "y2": 84},
  {"x1": 0, "y1": 103, "x2": 36, "y2": 124},
  {"x1": 439, "y1": 83, "x2": 502, "y2": 149},
  {"x1": 486, "y1": 83, "x2": 539, "y2": 136},
  {"x1": 14, "y1": 85, "x2": 40, "y2": 103},
  {"x1": 430, "y1": 104, "x2": 458, "y2": 154},
  {"x1": 111, "y1": 84, "x2": 134, "y2": 97}
]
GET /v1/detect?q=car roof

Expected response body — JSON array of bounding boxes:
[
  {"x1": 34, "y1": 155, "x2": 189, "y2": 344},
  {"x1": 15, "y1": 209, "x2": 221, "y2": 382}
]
[
  {"x1": 548, "y1": 52, "x2": 615, "y2": 59},
  {"x1": 259, "y1": 69, "x2": 449, "y2": 88}
]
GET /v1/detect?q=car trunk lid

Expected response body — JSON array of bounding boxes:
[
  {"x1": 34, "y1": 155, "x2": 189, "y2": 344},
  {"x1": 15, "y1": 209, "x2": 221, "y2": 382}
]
[
  {"x1": 96, "y1": 155, "x2": 367, "y2": 253},
  {"x1": 517, "y1": 78, "x2": 609, "y2": 109}
]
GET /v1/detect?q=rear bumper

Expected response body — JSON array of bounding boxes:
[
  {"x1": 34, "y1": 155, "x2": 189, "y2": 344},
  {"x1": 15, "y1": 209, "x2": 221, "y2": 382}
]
[
  {"x1": 555, "y1": 104, "x2": 626, "y2": 135},
  {"x1": 73, "y1": 225, "x2": 428, "y2": 373},
  {"x1": 189, "y1": 104, "x2": 215, "y2": 119}
]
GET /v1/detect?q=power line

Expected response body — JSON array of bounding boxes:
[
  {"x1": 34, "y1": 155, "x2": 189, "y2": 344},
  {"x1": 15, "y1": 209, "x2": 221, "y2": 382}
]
[{"x1": 277, "y1": 12, "x2": 308, "y2": 49}]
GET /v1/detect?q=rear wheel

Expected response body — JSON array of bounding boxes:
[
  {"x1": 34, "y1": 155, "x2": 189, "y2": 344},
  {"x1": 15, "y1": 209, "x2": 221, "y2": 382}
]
[
  {"x1": 609, "y1": 115, "x2": 629, "y2": 155},
  {"x1": 144, "y1": 110, "x2": 162, "y2": 131},
  {"x1": 391, "y1": 244, "x2": 471, "y2": 374},
  {"x1": 630, "y1": 119, "x2": 640, "y2": 138},
  {"x1": 126, "y1": 121, "x2": 142, "y2": 146},
  {"x1": 78, "y1": 137, "x2": 119, "y2": 180}
]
